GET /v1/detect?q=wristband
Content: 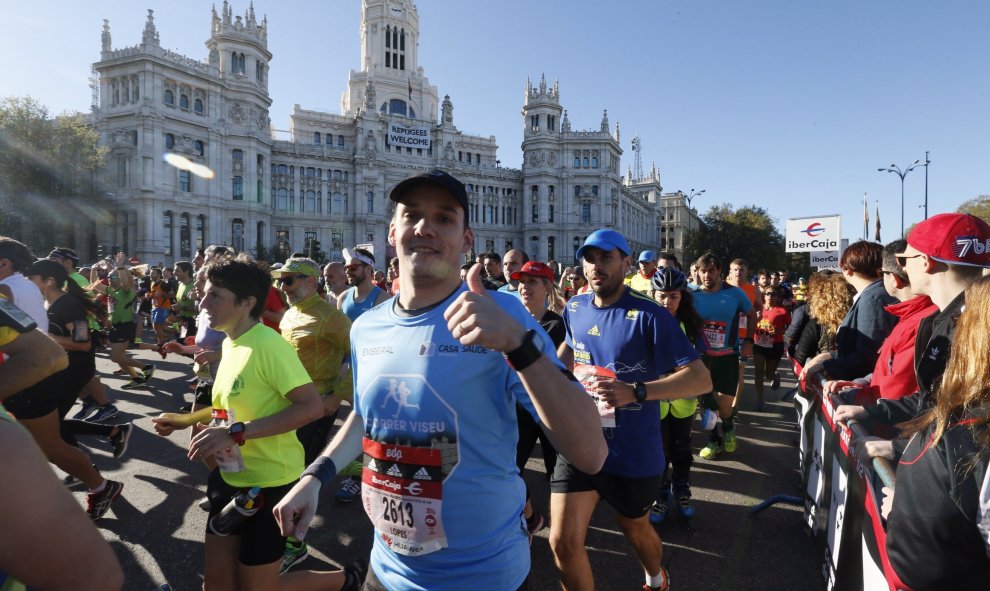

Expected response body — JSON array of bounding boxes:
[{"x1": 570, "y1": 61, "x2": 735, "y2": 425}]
[
  {"x1": 634, "y1": 381, "x2": 648, "y2": 403},
  {"x1": 504, "y1": 329, "x2": 541, "y2": 372},
  {"x1": 300, "y1": 456, "x2": 338, "y2": 487}
]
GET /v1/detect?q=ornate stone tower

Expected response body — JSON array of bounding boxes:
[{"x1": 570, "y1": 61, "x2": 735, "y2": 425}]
[
  {"x1": 205, "y1": 1, "x2": 271, "y2": 98},
  {"x1": 341, "y1": 0, "x2": 438, "y2": 121},
  {"x1": 519, "y1": 75, "x2": 564, "y2": 261}
]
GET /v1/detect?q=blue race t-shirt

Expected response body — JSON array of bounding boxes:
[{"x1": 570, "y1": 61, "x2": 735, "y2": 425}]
[
  {"x1": 351, "y1": 285, "x2": 560, "y2": 591},
  {"x1": 562, "y1": 287, "x2": 700, "y2": 478},
  {"x1": 692, "y1": 284, "x2": 752, "y2": 355},
  {"x1": 496, "y1": 284, "x2": 522, "y2": 299}
]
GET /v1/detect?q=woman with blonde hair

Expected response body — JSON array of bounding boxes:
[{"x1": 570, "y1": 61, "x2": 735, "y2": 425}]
[
  {"x1": 510, "y1": 260, "x2": 564, "y2": 540},
  {"x1": 795, "y1": 272, "x2": 855, "y2": 368},
  {"x1": 886, "y1": 275, "x2": 990, "y2": 589}
]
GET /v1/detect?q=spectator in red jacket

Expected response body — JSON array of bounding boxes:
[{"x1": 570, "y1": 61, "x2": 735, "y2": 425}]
[{"x1": 823, "y1": 239, "x2": 938, "y2": 404}]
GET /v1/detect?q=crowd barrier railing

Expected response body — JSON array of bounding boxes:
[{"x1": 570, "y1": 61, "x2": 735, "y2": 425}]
[{"x1": 759, "y1": 360, "x2": 910, "y2": 590}]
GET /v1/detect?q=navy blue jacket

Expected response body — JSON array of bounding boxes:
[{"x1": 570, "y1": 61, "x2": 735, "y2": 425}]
[{"x1": 822, "y1": 279, "x2": 897, "y2": 381}]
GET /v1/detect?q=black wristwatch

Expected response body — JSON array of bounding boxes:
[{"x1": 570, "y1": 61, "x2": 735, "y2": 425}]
[
  {"x1": 504, "y1": 329, "x2": 542, "y2": 372},
  {"x1": 634, "y1": 381, "x2": 647, "y2": 403},
  {"x1": 228, "y1": 421, "x2": 246, "y2": 446}
]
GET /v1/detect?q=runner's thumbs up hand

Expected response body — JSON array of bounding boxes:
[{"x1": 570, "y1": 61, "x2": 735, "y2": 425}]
[{"x1": 444, "y1": 262, "x2": 527, "y2": 353}]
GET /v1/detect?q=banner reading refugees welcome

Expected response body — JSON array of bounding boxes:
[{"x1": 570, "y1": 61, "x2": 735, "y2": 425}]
[
  {"x1": 786, "y1": 215, "x2": 842, "y2": 253},
  {"x1": 387, "y1": 122, "x2": 431, "y2": 149}
]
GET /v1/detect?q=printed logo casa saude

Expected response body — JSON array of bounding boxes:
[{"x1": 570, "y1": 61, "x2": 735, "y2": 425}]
[{"x1": 419, "y1": 341, "x2": 488, "y2": 356}]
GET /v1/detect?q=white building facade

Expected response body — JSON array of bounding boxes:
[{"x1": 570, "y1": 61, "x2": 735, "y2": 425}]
[{"x1": 92, "y1": 0, "x2": 700, "y2": 267}]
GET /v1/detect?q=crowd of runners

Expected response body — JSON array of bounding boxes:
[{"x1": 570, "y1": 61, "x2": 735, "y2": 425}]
[{"x1": 1, "y1": 167, "x2": 989, "y2": 590}]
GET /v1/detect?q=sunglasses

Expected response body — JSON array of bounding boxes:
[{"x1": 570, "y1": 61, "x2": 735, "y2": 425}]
[
  {"x1": 277, "y1": 274, "x2": 309, "y2": 286},
  {"x1": 895, "y1": 254, "x2": 922, "y2": 267}
]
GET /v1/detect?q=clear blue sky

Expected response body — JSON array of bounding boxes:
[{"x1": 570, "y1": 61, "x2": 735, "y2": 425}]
[{"x1": 3, "y1": 0, "x2": 987, "y2": 244}]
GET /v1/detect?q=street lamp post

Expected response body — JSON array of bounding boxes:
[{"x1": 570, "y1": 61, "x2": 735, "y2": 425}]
[
  {"x1": 685, "y1": 188, "x2": 705, "y2": 208},
  {"x1": 877, "y1": 160, "x2": 922, "y2": 238}
]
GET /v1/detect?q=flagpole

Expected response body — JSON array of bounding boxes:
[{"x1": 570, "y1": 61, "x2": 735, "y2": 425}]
[{"x1": 863, "y1": 193, "x2": 869, "y2": 240}]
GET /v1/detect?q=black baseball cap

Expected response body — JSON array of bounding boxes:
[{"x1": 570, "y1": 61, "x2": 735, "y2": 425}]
[{"x1": 389, "y1": 169, "x2": 468, "y2": 213}]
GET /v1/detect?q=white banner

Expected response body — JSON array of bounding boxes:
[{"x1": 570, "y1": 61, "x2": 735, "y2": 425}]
[
  {"x1": 387, "y1": 122, "x2": 431, "y2": 149},
  {"x1": 786, "y1": 215, "x2": 841, "y2": 253}
]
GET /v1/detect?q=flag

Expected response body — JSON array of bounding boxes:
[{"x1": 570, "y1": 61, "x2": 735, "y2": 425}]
[
  {"x1": 408, "y1": 78, "x2": 413, "y2": 100},
  {"x1": 863, "y1": 193, "x2": 869, "y2": 240},
  {"x1": 875, "y1": 201, "x2": 881, "y2": 243}
]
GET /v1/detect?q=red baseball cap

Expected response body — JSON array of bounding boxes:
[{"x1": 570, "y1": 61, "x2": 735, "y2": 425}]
[
  {"x1": 510, "y1": 261, "x2": 555, "y2": 281},
  {"x1": 905, "y1": 213, "x2": 990, "y2": 267}
]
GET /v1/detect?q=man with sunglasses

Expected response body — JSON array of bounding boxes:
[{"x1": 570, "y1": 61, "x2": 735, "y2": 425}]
[
  {"x1": 272, "y1": 257, "x2": 353, "y2": 573},
  {"x1": 337, "y1": 247, "x2": 390, "y2": 322},
  {"x1": 835, "y1": 213, "x2": 990, "y2": 446},
  {"x1": 333, "y1": 247, "x2": 392, "y2": 504}
]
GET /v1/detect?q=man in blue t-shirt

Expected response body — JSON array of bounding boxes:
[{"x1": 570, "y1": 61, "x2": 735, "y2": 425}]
[
  {"x1": 273, "y1": 169, "x2": 607, "y2": 591},
  {"x1": 554, "y1": 230, "x2": 712, "y2": 591},
  {"x1": 691, "y1": 253, "x2": 757, "y2": 459}
]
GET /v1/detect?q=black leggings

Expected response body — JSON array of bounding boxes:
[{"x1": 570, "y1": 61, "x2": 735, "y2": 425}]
[
  {"x1": 661, "y1": 413, "x2": 693, "y2": 486},
  {"x1": 515, "y1": 403, "x2": 557, "y2": 478}
]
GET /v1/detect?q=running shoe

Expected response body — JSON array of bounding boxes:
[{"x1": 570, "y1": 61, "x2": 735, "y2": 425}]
[
  {"x1": 648, "y1": 499, "x2": 669, "y2": 525},
  {"x1": 110, "y1": 423, "x2": 133, "y2": 460},
  {"x1": 121, "y1": 378, "x2": 148, "y2": 390},
  {"x1": 642, "y1": 566, "x2": 670, "y2": 591},
  {"x1": 676, "y1": 496, "x2": 695, "y2": 518},
  {"x1": 87, "y1": 480, "x2": 124, "y2": 520},
  {"x1": 526, "y1": 512, "x2": 545, "y2": 544},
  {"x1": 142, "y1": 364, "x2": 156, "y2": 380},
  {"x1": 700, "y1": 441, "x2": 723, "y2": 460},
  {"x1": 723, "y1": 429, "x2": 738, "y2": 453},
  {"x1": 770, "y1": 372, "x2": 781, "y2": 391},
  {"x1": 334, "y1": 476, "x2": 361, "y2": 503},
  {"x1": 71, "y1": 400, "x2": 98, "y2": 421},
  {"x1": 341, "y1": 559, "x2": 369, "y2": 591},
  {"x1": 87, "y1": 404, "x2": 120, "y2": 423},
  {"x1": 279, "y1": 538, "x2": 309, "y2": 574}
]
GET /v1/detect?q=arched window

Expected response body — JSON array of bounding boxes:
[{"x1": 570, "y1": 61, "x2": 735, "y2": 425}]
[
  {"x1": 232, "y1": 149, "x2": 243, "y2": 163},
  {"x1": 164, "y1": 89, "x2": 174, "y2": 105},
  {"x1": 314, "y1": 132, "x2": 321, "y2": 144},
  {"x1": 366, "y1": 191, "x2": 374, "y2": 214},
  {"x1": 332, "y1": 192, "x2": 342, "y2": 214},
  {"x1": 581, "y1": 203, "x2": 591, "y2": 224},
  {"x1": 333, "y1": 170, "x2": 342, "y2": 181},
  {"x1": 289, "y1": 189, "x2": 295, "y2": 212},
  {"x1": 306, "y1": 167, "x2": 316, "y2": 177},
  {"x1": 165, "y1": 133, "x2": 175, "y2": 150},
  {"x1": 583, "y1": 157, "x2": 589, "y2": 167},
  {"x1": 574, "y1": 155, "x2": 581, "y2": 168},
  {"x1": 592, "y1": 185, "x2": 599, "y2": 196},
  {"x1": 385, "y1": 25, "x2": 391, "y2": 49},
  {"x1": 277, "y1": 188, "x2": 288, "y2": 210},
  {"x1": 337, "y1": 136, "x2": 345, "y2": 149},
  {"x1": 195, "y1": 140, "x2": 204, "y2": 156},
  {"x1": 232, "y1": 176, "x2": 243, "y2": 200},
  {"x1": 574, "y1": 185, "x2": 581, "y2": 197},
  {"x1": 400, "y1": 29, "x2": 405, "y2": 51},
  {"x1": 277, "y1": 164, "x2": 287, "y2": 175},
  {"x1": 306, "y1": 190, "x2": 316, "y2": 213},
  {"x1": 388, "y1": 99, "x2": 407, "y2": 117},
  {"x1": 591, "y1": 156, "x2": 598, "y2": 168},
  {"x1": 325, "y1": 134, "x2": 333, "y2": 146},
  {"x1": 179, "y1": 94, "x2": 189, "y2": 110}
]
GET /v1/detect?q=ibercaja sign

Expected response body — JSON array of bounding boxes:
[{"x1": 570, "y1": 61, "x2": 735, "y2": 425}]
[{"x1": 785, "y1": 215, "x2": 841, "y2": 253}]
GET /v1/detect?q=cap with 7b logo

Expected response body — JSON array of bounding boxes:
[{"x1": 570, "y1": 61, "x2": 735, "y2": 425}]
[{"x1": 907, "y1": 213, "x2": 990, "y2": 267}]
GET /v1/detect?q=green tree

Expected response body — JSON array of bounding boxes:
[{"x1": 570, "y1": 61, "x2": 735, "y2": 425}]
[
  {"x1": 956, "y1": 195, "x2": 990, "y2": 221},
  {"x1": 0, "y1": 96, "x2": 110, "y2": 256},
  {"x1": 683, "y1": 203, "x2": 787, "y2": 273}
]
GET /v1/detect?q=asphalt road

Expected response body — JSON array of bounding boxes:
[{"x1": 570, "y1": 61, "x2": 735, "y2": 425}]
[{"x1": 62, "y1": 340, "x2": 821, "y2": 590}]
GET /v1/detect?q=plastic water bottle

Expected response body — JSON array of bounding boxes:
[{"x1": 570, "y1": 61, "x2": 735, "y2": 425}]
[{"x1": 208, "y1": 487, "x2": 264, "y2": 536}]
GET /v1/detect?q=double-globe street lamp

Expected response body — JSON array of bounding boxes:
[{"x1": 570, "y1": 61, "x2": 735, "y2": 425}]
[{"x1": 877, "y1": 161, "x2": 922, "y2": 238}]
